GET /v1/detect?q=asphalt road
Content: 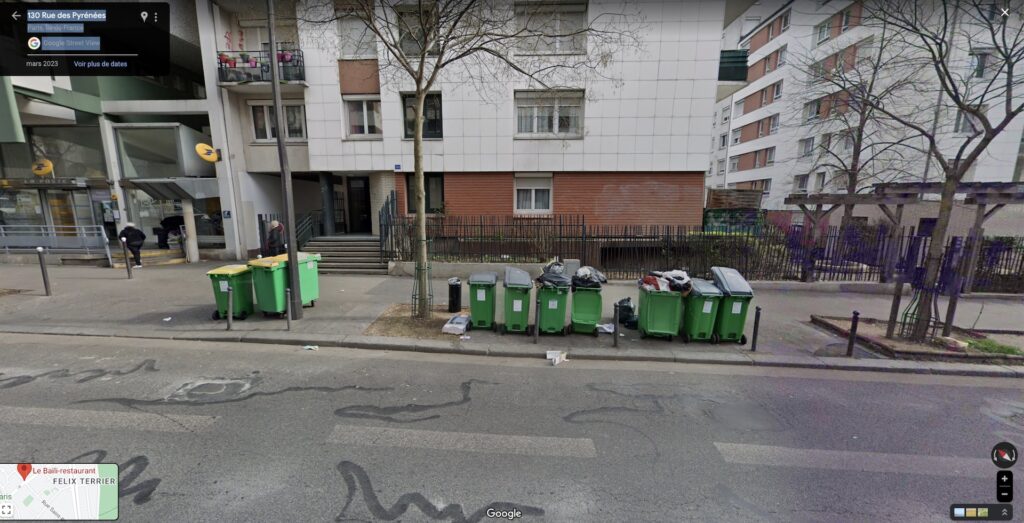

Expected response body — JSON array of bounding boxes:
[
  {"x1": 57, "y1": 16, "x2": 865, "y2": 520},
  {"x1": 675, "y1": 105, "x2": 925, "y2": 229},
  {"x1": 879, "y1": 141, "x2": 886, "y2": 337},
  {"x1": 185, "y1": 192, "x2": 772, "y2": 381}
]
[{"x1": 0, "y1": 333, "x2": 1020, "y2": 522}]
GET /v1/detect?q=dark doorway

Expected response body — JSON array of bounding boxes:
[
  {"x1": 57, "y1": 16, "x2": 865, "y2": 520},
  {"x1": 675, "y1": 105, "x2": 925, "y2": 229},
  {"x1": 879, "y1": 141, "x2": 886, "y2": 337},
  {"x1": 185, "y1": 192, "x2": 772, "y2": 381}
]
[{"x1": 347, "y1": 177, "x2": 372, "y2": 234}]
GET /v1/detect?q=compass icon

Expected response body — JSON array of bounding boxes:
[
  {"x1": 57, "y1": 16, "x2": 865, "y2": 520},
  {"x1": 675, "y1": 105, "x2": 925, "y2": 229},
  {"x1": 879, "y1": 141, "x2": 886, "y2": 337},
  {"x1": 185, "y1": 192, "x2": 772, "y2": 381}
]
[{"x1": 992, "y1": 442, "x2": 1017, "y2": 469}]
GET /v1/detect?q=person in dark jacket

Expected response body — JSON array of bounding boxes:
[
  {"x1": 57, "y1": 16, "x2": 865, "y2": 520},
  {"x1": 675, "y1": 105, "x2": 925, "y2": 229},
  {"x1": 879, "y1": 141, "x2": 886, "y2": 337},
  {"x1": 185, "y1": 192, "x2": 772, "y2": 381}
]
[
  {"x1": 157, "y1": 215, "x2": 185, "y2": 249},
  {"x1": 266, "y1": 220, "x2": 286, "y2": 255},
  {"x1": 118, "y1": 222, "x2": 146, "y2": 268}
]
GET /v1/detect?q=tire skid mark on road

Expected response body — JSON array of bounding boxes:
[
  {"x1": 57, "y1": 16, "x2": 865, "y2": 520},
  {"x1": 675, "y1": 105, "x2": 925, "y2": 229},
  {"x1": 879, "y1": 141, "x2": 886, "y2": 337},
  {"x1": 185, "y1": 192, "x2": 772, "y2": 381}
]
[{"x1": 334, "y1": 379, "x2": 496, "y2": 423}]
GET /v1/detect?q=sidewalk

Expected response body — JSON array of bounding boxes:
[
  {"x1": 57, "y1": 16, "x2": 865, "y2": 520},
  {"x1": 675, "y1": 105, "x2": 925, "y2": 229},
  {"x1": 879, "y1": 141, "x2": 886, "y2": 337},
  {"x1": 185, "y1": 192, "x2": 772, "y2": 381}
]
[{"x1": 0, "y1": 263, "x2": 1021, "y2": 377}]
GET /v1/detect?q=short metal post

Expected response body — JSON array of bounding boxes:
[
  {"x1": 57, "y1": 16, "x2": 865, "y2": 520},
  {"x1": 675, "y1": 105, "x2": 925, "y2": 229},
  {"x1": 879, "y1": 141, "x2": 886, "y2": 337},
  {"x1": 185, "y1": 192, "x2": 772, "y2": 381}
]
[
  {"x1": 846, "y1": 310, "x2": 860, "y2": 357},
  {"x1": 226, "y1": 286, "x2": 234, "y2": 331},
  {"x1": 119, "y1": 238, "x2": 133, "y2": 279},
  {"x1": 613, "y1": 302, "x2": 620, "y2": 348},
  {"x1": 285, "y1": 288, "x2": 293, "y2": 331},
  {"x1": 36, "y1": 247, "x2": 51, "y2": 296},
  {"x1": 751, "y1": 306, "x2": 761, "y2": 352},
  {"x1": 533, "y1": 294, "x2": 540, "y2": 345}
]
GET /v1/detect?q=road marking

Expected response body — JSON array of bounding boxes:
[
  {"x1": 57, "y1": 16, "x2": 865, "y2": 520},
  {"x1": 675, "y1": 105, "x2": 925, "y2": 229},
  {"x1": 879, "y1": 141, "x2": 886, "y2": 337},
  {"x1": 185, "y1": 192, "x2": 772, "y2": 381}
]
[
  {"x1": 330, "y1": 425, "x2": 597, "y2": 458},
  {"x1": 715, "y1": 442, "x2": 990, "y2": 478},
  {"x1": 0, "y1": 405, "x2": 217, "y2": 433}
]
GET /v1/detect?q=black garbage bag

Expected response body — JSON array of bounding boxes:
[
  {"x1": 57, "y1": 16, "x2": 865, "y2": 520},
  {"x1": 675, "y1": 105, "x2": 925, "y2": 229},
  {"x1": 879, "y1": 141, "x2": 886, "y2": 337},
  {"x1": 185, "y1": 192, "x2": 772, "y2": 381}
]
[
  {"x1": 616, "y1": 297, "x2": 638, "y2": 329},
  {"x1": 536, "y1": 271, "x2": 571, "y2": 288},
  {"x1": 571, "y1": 265, "x2": 607, "y2": 290},
  {"x1": 543, "y1": 261, "x2": 566, "y2": 275}
]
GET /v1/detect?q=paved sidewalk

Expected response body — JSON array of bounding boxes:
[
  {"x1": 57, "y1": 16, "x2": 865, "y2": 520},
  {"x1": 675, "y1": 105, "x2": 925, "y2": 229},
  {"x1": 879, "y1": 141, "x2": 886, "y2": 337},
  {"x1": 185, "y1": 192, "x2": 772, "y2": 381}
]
[{"x1": 0, "y1": 262, "x2": 1021, "y2": 377}]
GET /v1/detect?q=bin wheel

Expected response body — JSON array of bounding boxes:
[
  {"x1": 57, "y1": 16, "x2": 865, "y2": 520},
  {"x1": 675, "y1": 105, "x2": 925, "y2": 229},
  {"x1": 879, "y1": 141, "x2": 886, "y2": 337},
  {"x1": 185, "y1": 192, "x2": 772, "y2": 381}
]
[
  {"x1": 711, "y1": 333, "x2": 720, "y2": 344},
  {"x1": 682, "y1": 332, "x2": 691, "y2": 343},
  {"x1": 211, "y1": 310, "x2": 220, "y2": 320},
  {"x1": 311, "y1": 300, "x2": 316, "y2": 307},
  {"x1": 499, "y1": 324, "x2": 506, "y2": 335},
  {"x1": 592, "y1": 329, "x2": 599, "y2": 338},
  {"x1": 238, "y1": 311, "x2": 248, "y2": 321},
  {"x1": 739, "y1": 334, "x2": 748, "y2": 346},
  {"x1": 667, "y1": 335, "x2": 673, "y2": 342}
]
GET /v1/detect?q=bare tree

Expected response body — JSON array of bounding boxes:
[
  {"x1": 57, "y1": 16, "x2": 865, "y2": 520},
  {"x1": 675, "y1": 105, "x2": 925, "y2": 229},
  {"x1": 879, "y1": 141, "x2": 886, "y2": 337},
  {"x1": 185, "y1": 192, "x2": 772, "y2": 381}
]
[
  {"x1": 299, "y1": 0, "x2": 641, "y2": 318},
  {"x1": 857, "y1": 0, "x2": 1024, "y2": 339},
  {"x1": 791, "y1": 19, "x2": 924, "y2": 222}
]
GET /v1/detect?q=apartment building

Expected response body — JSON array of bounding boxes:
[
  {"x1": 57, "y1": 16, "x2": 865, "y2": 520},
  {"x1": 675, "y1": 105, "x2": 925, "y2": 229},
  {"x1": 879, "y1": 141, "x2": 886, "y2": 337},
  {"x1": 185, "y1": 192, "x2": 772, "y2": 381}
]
[{"x1": 707, "y1": 0, "x2": 1024, "y2": 233}]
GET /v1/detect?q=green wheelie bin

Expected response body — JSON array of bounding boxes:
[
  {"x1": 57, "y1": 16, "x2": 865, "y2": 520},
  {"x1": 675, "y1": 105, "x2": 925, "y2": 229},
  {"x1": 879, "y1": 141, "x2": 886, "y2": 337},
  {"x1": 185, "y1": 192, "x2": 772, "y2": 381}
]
[
  {"x1": 711, "y1": 266, "x2": 754, "y2": 344},
  {"x1": 680, "y1": 278, "x2": 722, "y2": 343},
  {"x1": 570, "y1": 287, "x2": 602, "y2": 336},
  {"x1": 295, "y1": 252, "x2": 321, "y2": 306},
  {"x1": 638, "y1": 288, "x2": 682, "y2": 340},
  {"x1": 501, "y1": 267, "x2": 532, "y2": 334},
  {"x1": 468, "y1": 272, "x2": 498, "y2": 331},
  {"x1": 207, "y1": 264, "x2": 254, "y2": 320},
  {"x1": 537, "y1": 283, "x2": 570, "y2": 335},
  {"x1": 249, "y1": 252, "x2": 321, "y2": 317}
]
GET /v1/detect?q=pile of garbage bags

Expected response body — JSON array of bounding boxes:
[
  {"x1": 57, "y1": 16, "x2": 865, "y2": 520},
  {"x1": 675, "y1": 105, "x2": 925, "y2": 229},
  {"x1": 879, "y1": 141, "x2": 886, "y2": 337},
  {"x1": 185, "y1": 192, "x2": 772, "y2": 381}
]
[
  {"x1": 616, "y1": 297, "x2": 638, "y2": 330},
  {"x1": 536, "y1": 261, "x2": 572, "y2": 288},
  {"x1": 571, "y1": 266, "x2": 607, "y2": 290},
  {"x1": 638, "y1": 269, "x2": 692, "y2": 295}
]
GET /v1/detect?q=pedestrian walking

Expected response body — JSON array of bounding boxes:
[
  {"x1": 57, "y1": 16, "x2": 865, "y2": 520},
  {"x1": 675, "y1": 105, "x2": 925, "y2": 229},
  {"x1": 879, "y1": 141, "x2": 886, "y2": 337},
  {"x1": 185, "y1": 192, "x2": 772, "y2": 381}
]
[
  {"x1": 267, "y1": 219, "x2": 286, "y2": 256},
  {"x1": 118, "y1": 222, "x2": 147, "y2": 268}
]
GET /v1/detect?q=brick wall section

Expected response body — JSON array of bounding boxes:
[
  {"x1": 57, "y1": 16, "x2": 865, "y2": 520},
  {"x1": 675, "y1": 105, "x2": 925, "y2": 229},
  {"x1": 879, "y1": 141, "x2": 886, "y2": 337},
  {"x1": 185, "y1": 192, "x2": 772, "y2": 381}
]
[
  {"x1": 742, "y1": 82, "x2": 782, "y2": 114},
  {"x1": 747, "y1": 9, "x2": 790, "y2": 54},
  {"x1": 553, "y1": 172, "x2": 704, "y2": 225},
  {"x1": 394, "y1": 172, "x2": 514, "y2": 215}
]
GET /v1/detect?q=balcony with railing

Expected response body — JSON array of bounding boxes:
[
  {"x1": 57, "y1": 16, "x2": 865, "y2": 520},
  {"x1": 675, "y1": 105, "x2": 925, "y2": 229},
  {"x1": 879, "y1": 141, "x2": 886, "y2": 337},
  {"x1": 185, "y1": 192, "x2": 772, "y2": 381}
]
[{"x1": 216, "y1": 46, "x2": 306, "y2": 92}]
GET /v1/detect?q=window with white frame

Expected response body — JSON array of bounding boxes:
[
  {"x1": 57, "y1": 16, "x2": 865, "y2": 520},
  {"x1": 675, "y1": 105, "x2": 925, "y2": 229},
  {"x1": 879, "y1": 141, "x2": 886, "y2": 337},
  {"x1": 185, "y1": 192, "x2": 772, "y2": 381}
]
[
  {"x1": 515, "y1": 90, "x2": 583, "y2": 137},
  {"x1": 515, "y1": 1, "x2": 587, "y2": 55},
  {"x1": 250, "y1": 101, "x2": 306, "y2": 141},
  {"x1": 769, "y1": 114, "x2": 780, "y2": 134},
  {"x1": 760, "y1": 89, "x2": 768, "y2": 106},
  {"x1": 841, "y1": 8, "x2": 853, "y2": 31},
  {"x1": 799, "y1": 137, "x2": 815, "y2": 157},
  {"x1": 765, "y1": 147, "x2": 775, "y2": 166},
  {"x1": 815, "y1": 20, "x2": 831, "y2": 44},
  {"x1": 719, "y1": 134, "x2": 727, "y2": 149},
  {"x1": 841, "y1": 132, "x2": 854, "y2": 151},
  {"x1": 337, "y1": 14, "x2": 378, "y2": 58},
  {"x1": 777, "y1": 46, "x2": 787, "y2": 67},
  {"x1": 773, "y1": 81, "x2": 783, "y2": 100},
  {"x1": 815, "y1": 171, "x2": 827, "y2": 191},
  {"x1": 729, "y1": 156, "x2": 739, "y2": 172},
  {"x1": 768, "y1": 23, "x2": 774, "y2": 40},
  {"x1": 765, "y1": 56, "x2": 773, "y2": 74},
  {"x1": 514, "y1": 175, "x2": 552, "y2": 213},
  {"x1": 795, "y1": 174, "x2": 809, "y2": 192},
  {"x1": 344, "y1": 96, "x2": 382, "y2": 138},
  {"x1": 717, "y1": 159, "x2": 726, "y2": 175},
  {"x1": 781, "y1": 11, "x2": 791, "y2": 32},
  {"x1": 722, "y1": 109, "x2": 730, "y2": 124},
  {"x1": 731, "y1": 129, "x2": 741, "y2": 145},
  {"x1": 969, "y1": 50, "x2": 993, "y2": 78},
  {"x1": 398, "y1": 5, "x2": 438, "y2": 56},
  {"x1": 804, "y1": 99, "x2": 822, "y2": 122},
  {"x1": 955, "y1": 107, "x2": 985, "y2": 133}
]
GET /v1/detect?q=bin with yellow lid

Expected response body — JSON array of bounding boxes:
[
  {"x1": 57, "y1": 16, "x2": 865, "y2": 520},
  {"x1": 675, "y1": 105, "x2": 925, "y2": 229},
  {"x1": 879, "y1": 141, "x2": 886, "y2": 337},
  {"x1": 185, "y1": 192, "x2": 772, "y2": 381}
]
[
  {"x1": 248, "y1": 252, "x2": 321, "y2": 316},
  {"x1": 206, "y1": 264, "x2": 254, "y2": 320}
]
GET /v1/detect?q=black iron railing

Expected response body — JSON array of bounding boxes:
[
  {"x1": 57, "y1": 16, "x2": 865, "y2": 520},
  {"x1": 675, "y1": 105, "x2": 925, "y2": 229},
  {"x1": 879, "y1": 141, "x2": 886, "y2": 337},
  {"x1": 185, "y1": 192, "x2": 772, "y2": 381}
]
[{"x1": 217, "y1": 48, "x2": 305, "y2": 83}]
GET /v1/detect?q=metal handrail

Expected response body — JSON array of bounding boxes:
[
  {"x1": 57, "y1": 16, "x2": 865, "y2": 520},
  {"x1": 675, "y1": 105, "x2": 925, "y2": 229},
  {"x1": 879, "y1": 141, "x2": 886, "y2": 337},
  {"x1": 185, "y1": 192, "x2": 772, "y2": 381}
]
[{"x1": 0, "y1": 225, "x2": 113, "y2": 267}]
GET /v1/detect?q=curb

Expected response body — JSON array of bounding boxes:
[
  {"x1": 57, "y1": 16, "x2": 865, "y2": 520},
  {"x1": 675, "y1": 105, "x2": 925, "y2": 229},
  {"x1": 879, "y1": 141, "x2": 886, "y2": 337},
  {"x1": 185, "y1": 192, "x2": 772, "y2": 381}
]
[{"x1": 1, "y1": 324, "x2": 1021, "y2": 378}]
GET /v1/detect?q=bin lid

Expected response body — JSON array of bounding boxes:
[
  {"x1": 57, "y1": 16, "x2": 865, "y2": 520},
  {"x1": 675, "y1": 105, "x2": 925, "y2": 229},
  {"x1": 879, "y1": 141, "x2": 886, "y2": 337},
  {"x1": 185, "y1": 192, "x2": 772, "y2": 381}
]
[
  {"x1": 689, "y1": 278, "x2": 722, "y2": 297},
  {"x1": 504, "y1": 267, "x2": 532, "y2": 288},
  {"x1": 469, "y1": 272, "x2": 498, "y2": 285},
  {"x1": 297, "y1": 251, "x2": 321, "y2": 262},
  {"x1": 711, "y1": 266, "x2": 753, "y2": 296},
  {"x1": 207, "y1": 264, "x2": 250, "y2": 276},
  {"x1": 248, "y1": 252, "x2": 320, "y2": 268}
]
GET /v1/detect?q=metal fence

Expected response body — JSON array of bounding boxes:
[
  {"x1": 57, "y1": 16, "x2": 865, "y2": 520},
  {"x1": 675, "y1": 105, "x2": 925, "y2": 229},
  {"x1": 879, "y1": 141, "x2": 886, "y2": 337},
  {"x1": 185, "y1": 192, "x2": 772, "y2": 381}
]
[
  {"x1": 0, "y1": 225, "x2": 112, "y2": 266},
  {"x1": 972, "y1": 237, "x2": 1024, "y2": 293}
]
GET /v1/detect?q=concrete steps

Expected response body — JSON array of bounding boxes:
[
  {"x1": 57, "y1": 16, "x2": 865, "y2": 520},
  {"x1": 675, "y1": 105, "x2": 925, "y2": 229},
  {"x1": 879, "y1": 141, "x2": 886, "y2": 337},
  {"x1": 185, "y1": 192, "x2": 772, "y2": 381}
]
[
  {"x1": 111, "y1": 248, "x2": 186, "y2": 269},
  {"x1": 305, "y1": 236, "x2": 387, "y2": 275}
]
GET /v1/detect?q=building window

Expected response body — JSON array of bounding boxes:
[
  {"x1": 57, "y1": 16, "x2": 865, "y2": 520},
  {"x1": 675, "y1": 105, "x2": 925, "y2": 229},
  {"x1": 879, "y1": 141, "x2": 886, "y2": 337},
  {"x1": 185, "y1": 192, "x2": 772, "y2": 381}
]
[
  {"x1": 761, "y1": 178, "x2": 772, "y2": 195},
  {"x1": 516, "y1": 1, "x2": 588, "y2": 55},
  {"x1": 799, "y1": 137, "x2": 816, "y2": 157},
  {"x1": 405, "y1": 172, "x2": 444, "y2": 214},
  {"x1": 515, "y1": 90, "x2": 583, "y2": 138},
  {"x1": 842, "y1": 8, "x2": 853, "y2": 31},
  {"x1": 722, "y1": 110, "x2": 730, "y2": 124},
  {"x1": 955, "y1": 107, "x2": 984, "y2": 133},
  {"x1": 815, "y1": 171, "x2": 827, "y2": 191},
  {"x1": 250, "y1": 102, "x2": 306, "y2": 141},
  {"x1": 769, "y1": 114, "x2": 780, "y2": 134},
  {"x1": 768, "y1": 23, "x2": 774, "y2": 40},
  {"x1": 733, "y1": 100, "x2": 744, "y2": 118},
  {"x1": 777, "y1": 46, "x2": 787, "y2": 67},
  {"x1": 719, "y1": 134, "x2": 728, "y2": 149},
  {"x1": 795, "y1": 174, "x2": 809, "y2": 192},
  {"x1": 338, "y1": 14, "x2": 378, "y2": 58},
  {"x1": 757, "y1": 120, "x2": 766, "y2": 137},
  {"x1": 760, "y1": 89, "x2": 768, "y2": 106},
  {"x1": 717, "y1": 159, "x2": 726, "y2": 175},
  {"x1": 398, "y1": 6, "x2": 438, "y2": 56},
  {"x1": 403, "y1": 93, "x2": 443, "y2": 139},
  {"x1": 344, "y1": 97, "x2": 382, "y2": 138},
  {"x1": 731, "y1": 129, "x2": 741, "y2": 145},
  {"x1": 514, "y1": 175, "x2": 552, "y2": 213},
  {"x1": 766, "y1": 147, "x2": 775, "y2": 166},
  {"x1": 816, "y1": 20, "x2": 831, "y2": 44},
  {"x1": 969, "y1": 51, "x2": 992, "y2": 78},
  {"x1": 781, "y1": 11, "x2": 791, "y2": 32},
  {"x1": 773, "y1": 81, "x2": 783, "y2": 100},
  {"x1": 804, "y1": 100, "x2": 822, "y2": 122},
  {"x1": 729, "y1": 156, "x2": 739, "y2": 172}
]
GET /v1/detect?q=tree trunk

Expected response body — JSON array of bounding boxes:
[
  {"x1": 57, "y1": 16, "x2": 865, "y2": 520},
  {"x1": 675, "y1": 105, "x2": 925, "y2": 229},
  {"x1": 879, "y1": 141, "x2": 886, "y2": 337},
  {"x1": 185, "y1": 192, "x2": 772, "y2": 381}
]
[
  {"x1": 910, "y1": 173, "x2": 959, "y2": 340},
  {"x1": 413, "y1": 91, "x2": 430, "y2": 319}
]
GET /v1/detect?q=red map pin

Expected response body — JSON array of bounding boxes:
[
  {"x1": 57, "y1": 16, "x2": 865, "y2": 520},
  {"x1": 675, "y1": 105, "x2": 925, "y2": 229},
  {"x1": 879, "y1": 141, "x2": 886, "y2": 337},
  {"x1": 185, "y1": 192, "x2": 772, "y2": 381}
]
[{"x1": 17, "y1": 463, "x2": 31, "y2": 481}]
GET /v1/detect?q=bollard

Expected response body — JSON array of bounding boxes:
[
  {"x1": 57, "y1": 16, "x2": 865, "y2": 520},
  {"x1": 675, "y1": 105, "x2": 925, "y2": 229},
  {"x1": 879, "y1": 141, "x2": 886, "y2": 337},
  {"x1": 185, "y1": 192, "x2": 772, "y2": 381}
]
[
  {"x1": 613, "y1": 302, "x2": 620, "y2": 348},
  {"x1": 846, "y1": 310, "x2": 860, "y2": 357},
  {"x1": 751, "y1": 306, "x2": 761, "y2": 352},
  {"x1": 533, "y1": 296, "x2": 540, "y2": 345},
  {"x1": 226, "y1": 285, "x2": 234, "y2": 331},
  {"x1": 285, "y1": 288, "x2": 293, "y2": 331},
  {"x1": 35, "y1": 247, "x2": 52, "y2": 296},
  {"x1": 119, "y1": 238, "x2": 133, "y2": 280}
]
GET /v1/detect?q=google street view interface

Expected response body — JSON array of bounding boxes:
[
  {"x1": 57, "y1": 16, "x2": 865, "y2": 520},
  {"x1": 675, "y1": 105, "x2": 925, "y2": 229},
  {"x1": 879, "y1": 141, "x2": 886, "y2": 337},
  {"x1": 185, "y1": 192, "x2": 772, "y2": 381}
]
[{"x1": 1, "y1": 0, "x2": 1023, "y2": 521}]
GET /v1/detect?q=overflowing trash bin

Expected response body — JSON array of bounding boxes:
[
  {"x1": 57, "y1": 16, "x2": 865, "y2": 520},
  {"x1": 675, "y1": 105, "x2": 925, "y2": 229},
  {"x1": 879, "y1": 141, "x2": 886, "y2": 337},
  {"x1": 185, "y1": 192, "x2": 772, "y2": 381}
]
[
  {"x1": 502, "y1": 267, "x2": 533, "y2": 334},
  {"x1": 570, "y1": 266, "x2": 606, "y2": 336},
  {"x1": 636, "y1": 269, "x2": 689, "y2": 340},
  {"x1": 468, "y1": 272, "x2": 498, "y2": 331},
  {"x1": 536, "y1": 263, "x2": 571, "y2": 335},
  {"x1": 680, "y1": 278, "x2": 722, "y2": 343},
  {"x1": 711, "y1": 266, "x2": 754, "y2": 344},
  {"x1": 206, "y1": 264, "x2": 254, "y2": 320},
  {"x1": 248, "y1": 252, "x2": 321, "y2": 317}
]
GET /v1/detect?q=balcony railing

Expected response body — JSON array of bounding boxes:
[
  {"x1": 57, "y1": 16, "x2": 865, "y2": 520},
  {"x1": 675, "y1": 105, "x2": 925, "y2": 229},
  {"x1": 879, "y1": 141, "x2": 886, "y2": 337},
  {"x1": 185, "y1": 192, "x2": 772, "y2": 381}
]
[{"x1": 217, "y1": 49, "x2": 305, "y2": 83}]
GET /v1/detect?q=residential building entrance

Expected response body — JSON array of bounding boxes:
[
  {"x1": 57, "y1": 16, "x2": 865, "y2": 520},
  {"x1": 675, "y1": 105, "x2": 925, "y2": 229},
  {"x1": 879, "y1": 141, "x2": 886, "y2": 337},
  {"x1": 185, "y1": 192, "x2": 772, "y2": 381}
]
[{"x1": 347, "y1": 177, "x2": 372, "y2": 234}]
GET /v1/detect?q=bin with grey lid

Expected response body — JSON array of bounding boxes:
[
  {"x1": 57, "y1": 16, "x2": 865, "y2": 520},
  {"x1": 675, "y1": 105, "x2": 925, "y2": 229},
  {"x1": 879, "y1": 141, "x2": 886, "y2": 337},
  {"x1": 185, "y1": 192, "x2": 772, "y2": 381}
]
[
  {"x1": 710, "y1": 266, "x2": 754, "y2": 344},
  {"x1": 680, "y1": 278, "x2": 722, "y2": 343},
  {"x1": 501, "y1": 267, "x2": 533, "y2": 334}
]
